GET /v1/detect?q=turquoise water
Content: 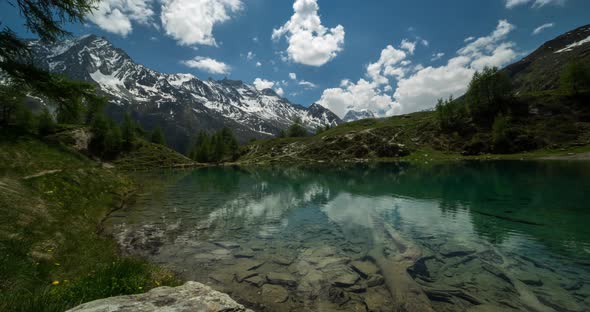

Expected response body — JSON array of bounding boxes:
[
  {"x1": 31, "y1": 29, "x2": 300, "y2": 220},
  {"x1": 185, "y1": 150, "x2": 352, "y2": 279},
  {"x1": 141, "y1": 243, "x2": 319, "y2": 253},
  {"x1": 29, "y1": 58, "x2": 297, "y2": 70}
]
[{"x1": 107, "y1": 161, "x2": 590, "y2": 311}]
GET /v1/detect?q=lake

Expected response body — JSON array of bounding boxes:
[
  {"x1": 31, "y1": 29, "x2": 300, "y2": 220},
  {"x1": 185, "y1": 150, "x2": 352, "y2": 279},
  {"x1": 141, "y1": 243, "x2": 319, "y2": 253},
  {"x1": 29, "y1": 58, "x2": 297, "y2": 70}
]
[{"x1": 105, "y1": 161, "x2": 590, "y2": 311}]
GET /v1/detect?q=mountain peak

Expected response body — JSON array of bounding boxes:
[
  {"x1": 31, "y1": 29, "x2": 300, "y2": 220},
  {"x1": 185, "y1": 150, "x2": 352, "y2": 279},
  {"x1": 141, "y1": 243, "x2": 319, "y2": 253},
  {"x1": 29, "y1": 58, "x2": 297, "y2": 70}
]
[
  {"x1": 26, "y1": 35, "x2": 341, "y2": 150},
  {"x1": 343, "y1": 109, "x2": 375, "y2": 122}
]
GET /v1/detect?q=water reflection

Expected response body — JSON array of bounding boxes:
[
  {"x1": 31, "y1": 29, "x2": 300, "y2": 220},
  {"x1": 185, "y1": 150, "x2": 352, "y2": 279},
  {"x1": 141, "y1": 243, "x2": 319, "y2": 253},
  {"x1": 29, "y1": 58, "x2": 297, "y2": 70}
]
[{"x1": 107, "y1": 161, "x2": 590, "y2": 311}]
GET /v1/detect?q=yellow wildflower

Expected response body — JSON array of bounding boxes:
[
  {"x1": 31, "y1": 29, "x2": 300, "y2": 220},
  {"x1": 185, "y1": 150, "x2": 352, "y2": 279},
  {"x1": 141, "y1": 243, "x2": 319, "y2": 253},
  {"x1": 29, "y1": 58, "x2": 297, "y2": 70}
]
[
  {"x1": 52, "y1": 281, "x2": 60, "y2": 286},
  {"x1": 54, "y1": 263, "x2": 60, "y2": 266}
]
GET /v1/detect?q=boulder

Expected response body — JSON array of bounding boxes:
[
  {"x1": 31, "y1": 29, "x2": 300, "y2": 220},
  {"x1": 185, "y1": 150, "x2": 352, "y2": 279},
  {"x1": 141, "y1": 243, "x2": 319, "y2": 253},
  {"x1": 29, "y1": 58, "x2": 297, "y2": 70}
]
[{"x1": 66, "y1": 281, "x2": 253, "y2": 312}]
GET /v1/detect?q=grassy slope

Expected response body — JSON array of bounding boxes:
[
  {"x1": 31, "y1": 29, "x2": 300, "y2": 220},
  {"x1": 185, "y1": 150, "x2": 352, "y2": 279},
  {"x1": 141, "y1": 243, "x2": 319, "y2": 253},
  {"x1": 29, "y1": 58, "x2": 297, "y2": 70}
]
[
  {"x1": 113, "y1": 140, "x2": 197, "y2": 170},
  {"x1": 240, "y1": 91, "x2": 590, "y2": 164},
  {"x1": 0, "y1": 131, "x2": 179, "y2": 312}
]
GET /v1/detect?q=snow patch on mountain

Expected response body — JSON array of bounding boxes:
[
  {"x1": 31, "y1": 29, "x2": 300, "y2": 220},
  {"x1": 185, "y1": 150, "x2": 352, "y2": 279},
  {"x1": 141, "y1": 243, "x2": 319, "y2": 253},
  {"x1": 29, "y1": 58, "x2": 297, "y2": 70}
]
[{"x1": 555, "y1": 35, "x2": 590, "y2": 53}]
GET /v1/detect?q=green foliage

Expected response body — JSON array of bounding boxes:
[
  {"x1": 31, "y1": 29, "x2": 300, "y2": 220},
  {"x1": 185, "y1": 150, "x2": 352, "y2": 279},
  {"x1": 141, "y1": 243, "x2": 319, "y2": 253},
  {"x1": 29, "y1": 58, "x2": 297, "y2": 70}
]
[
  {"x1": 560, "y1": 59, "x2": 590, "y2": 94},
  {"x1": 150, "y1": 127, "x2": 166, "y2": 146},
  {"x1": 0, "y1": 135, "x2": 179, "y2": 311},
  {"x1": 277, "y1": 129, "x2": 286, "y2": 138},
  {"x1": 37, "y1": 107, "x2": 56, "y2": 135},
  {"x1": 121, "y1": 113, "x2": 136, "y2": 149},
  {"x1": 90, "y1": 113, "x2": 123, "y2": 159},
  {"x1": 0, "y1": 83, "x2": 26, "y2": 126},
  {"x1": 287, "y1": 117, "x2": 308, "y2": 137},
  {"x1": 85, "y1": 96, "x2": 107, "y2": 125},
  {"x1": 315, "y1": 126, "x2": 325, "y2": 135},
  {"x1": 189, "y1": 128, "x2": 240, "y2": 163},
  {"x1": 15, "y1": 105, "x2": 36, "y2": 132},
  {"x1": 0, "y1": 0, "x2": 102, "y2": 130},
  {"x1": 7, "y1": 0, "x2": 97, "y2": 43},
  {"x1": 466, "y1": 66, "x2": 513, "y2": 127},
  {"x1": 435, "y1": 96, "x2": 470, "y2": 133},
  {"x1": 492, "y1": 115, "x2": 512, "y2": 153}
]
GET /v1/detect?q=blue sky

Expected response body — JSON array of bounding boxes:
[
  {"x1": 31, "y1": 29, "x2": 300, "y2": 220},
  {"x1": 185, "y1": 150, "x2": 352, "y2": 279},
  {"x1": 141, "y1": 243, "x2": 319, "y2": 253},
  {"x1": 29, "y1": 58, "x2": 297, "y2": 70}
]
[{"x1": 1, "y1": 0, "x2": 588, "y2": 117}]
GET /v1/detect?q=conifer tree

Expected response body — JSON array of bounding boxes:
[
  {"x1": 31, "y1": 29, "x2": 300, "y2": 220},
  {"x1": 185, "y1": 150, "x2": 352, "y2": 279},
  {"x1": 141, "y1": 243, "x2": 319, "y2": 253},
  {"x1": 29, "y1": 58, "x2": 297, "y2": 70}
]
[
  {"x1": 38, "y1": 107, "x2": 56, "y2": 135},
  {"x1": 150, "y1": 127, "x2": 166, "y2": 146}
]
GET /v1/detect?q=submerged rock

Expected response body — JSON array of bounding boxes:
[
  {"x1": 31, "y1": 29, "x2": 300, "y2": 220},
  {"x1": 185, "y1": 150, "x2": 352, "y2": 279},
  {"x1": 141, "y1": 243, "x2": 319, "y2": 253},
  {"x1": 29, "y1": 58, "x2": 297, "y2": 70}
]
[
  {"x1": 213, "y1": 241, "x2": 240, "y2": 249},
  {"x1": 366, "y1": 274, "x2": 385, "y2": 287},
  {"x1": 261, "y1": 284, "x2": 289, "y2": 303},
  {"x1": 67, "y1": 281, "x2": 253, "y2": 312},
  {"x1": 439, "y1": 244, "x2": 476, "y2": 258},
  {"x1": 244, "y1": 275, "x2": 265, "y2": 287},
  {"x1": 350, "y1": 260, "x2": 379, "y2": 278},
  {"x1": 333, "y1": 271, "x2": 360, "y2": 287},
  {"x1": 266, "y1": 272, "x2": 297, "y2": 287},
  {"x1": 272, "y1": 256, "x2": 294, "y2": 266},
  {"x1": 234, "y1": 248, "x2": 255, "y2": 258}
]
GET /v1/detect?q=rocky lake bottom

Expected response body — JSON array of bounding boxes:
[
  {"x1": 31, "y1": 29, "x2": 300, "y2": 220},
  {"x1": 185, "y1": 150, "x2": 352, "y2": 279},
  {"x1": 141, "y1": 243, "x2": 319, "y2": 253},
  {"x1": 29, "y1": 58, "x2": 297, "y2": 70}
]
[{"x1": 105, "y1": 162, "x2": 590, "y2": 311}]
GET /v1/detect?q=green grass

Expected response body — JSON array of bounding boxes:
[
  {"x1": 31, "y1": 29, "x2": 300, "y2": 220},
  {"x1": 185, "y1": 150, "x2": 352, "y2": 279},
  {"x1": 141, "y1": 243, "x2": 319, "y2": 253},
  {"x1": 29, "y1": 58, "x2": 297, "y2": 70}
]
[
  {"x1": 0, "y1": 130, "x2": 179, "y2": 312},
  {"x1": 240, "y1": 92, "x2": 590, "y2": 164},
  {"x1": 113, "y1": 140, "x2": 198, "y2": 170}
]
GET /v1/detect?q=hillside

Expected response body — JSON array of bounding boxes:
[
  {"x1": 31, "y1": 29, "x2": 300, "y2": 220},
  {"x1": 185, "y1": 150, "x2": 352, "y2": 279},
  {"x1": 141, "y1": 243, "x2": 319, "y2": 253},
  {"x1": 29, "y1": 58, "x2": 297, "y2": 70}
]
[
  {"x1": 26, "y1": 35, "x2": 341, "y2": 152},
  {"x1": 240, "y1": 25, "x2": 590, "y2": 163},
  {"x1": 506, "y1": 24, "x2": 590, "y2": 93},
  {"x1": 0, "y1": 131, "x2": 180, "y2": 311}
]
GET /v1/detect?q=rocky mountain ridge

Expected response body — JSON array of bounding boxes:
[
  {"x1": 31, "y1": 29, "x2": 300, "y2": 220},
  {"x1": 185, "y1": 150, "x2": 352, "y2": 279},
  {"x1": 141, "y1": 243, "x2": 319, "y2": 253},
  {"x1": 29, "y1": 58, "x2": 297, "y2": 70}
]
[{"x1": 27, "y1": 35, "x2": 341, "y2": 151}]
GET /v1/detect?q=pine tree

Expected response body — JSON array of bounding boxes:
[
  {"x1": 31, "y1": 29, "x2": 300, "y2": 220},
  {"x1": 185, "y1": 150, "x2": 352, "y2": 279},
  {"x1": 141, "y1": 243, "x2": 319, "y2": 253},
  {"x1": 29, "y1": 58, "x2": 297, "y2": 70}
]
[
  {"x1": 121, "y1": 113, "x2": 136, "y2": 149},
  {"x1": 105, "y1": 119, "x2": 123, "y2": 155},
  {"x1": 466, "y1": 66, "x2": 513, "y2": 127},
  {"x1": 90, "y1": 113, "x2": 109, "y2": 155},
  {"x1": 0, "y1": 83, "x2": 25, "y2": 126},
  {"x1": 561, "y1": 59, "x2": 590, "y2": 95},
  {"x1": 193, "y1": 131, "x2": 211, "y2": 163},
  {"x1": 38, "y1": 107, "x2": 56, "y2": 135},
  {"x1": 150, "y1": 127, "x2": 166, "y2": 146},
  {"x1": 210, "y1": 133, "x2": 225, "y2": 163},
  {"x1": 0, "y1": 0, "x2": 101, "y2": 128},
  {"x1": 15, "y1": 105, "x2": 35, "y2": 132},
  {"x1": 287, "y1": 117, "x2": 308, "y2": 137}
]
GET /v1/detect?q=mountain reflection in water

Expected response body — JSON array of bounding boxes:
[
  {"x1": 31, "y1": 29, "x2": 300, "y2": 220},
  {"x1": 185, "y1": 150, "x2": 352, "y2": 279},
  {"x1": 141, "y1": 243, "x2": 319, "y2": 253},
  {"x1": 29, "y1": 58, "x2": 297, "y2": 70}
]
[{"x1": 106, "y1": 161, "x2": 590, "y2": 312}]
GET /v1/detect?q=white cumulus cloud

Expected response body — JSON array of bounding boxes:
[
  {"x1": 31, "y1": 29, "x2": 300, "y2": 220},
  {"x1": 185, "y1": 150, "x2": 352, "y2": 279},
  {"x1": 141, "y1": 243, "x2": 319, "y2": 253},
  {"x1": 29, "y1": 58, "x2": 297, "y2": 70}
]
[
  {"x1": 318, "y1": 20, "x2": 520, "y2": 117},
  {"x1": 318, "y1": 79, "x2": 400, "y2": 118},
  {"x1": 88, "y1": 0, "x2": 155, "y2": 36},
  {"x1": 253, "y1": 78, "x2": 275, "y2": 90},
  {"x1": 253, "y1": 78, "x2": 286, "y2": 96},
  {"x1": 161, "y1": 0, "x2": 243, "y2": 46},
  {"x1": 181, "y1": 56, "x2": 231, "y2": 74},
  {"x1": 272, "y1": 0, "x2": 345, "y2": 66},
  {"x1": 394, "y1": 20, "x2": 518, "y2": 114},
  {"x1": 400, "y1": 39, "x2": 417, "y2": 54}
]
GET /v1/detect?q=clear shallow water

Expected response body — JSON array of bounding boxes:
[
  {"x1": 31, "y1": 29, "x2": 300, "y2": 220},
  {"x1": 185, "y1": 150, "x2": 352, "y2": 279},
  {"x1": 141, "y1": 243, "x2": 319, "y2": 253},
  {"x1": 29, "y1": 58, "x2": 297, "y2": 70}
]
[{"x1": 106, "y1": 161, "x2": 590, "y2": 311}]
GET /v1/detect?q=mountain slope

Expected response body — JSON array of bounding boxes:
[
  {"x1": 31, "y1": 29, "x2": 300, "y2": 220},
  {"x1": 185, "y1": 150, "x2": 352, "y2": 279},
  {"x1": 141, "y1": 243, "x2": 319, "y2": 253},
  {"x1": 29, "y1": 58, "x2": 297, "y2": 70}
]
[
  {"x1": 27, "y1": 35, "x2": 341, "y2": 151},
  {"x1": 241, "y1": 24, "x2": 590, "y2": 163},
  {"x1": 505, "y1": 24, "x2": 590, "y2": 93}
]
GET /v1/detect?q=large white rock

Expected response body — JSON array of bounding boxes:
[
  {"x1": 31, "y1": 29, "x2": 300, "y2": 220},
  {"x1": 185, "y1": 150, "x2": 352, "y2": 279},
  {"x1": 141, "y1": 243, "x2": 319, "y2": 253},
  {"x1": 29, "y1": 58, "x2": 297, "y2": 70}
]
[{"x1": 67, "y1": 281, "x2": 253, "y2": 312}]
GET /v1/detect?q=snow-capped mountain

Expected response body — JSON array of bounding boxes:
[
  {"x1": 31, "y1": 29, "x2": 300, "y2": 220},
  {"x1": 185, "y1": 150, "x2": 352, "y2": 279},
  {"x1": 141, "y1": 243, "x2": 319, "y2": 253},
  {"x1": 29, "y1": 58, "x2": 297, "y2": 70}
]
[
  {"x1": 26, "y1": 35, "x2": 341, "y2": 151},
  {"x1": 342, "y1": 109, "x2": 376, "y2": 122}
]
